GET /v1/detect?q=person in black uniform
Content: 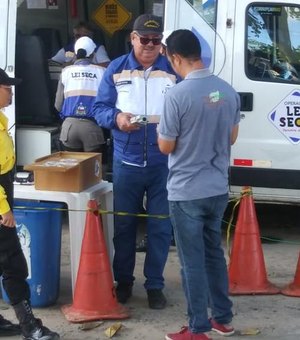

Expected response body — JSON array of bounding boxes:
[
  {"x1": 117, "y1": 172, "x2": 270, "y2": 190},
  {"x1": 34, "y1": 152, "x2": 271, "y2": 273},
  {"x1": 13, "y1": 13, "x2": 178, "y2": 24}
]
[{"x1": 0, "y1": 68, "x2": 60, "y2": 340}]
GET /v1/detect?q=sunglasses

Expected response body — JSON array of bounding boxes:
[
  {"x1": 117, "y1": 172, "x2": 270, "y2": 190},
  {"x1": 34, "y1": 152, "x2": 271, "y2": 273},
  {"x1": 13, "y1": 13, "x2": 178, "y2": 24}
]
[{"x1": 135, "y1": 33, "x2": 162, "y2": 46}]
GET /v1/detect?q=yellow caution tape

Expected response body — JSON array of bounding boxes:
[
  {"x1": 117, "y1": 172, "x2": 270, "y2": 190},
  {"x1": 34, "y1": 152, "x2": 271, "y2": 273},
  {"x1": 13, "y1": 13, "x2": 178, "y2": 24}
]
[
  {"x1": 14, "y1": 196, "x2": 300, "y2": 245},
  {"x1": 226, "y1": 196, "x2": 241, "y2": 257},
  {"x1": 13, "y1": 205, "x2": 169, "y2": 219},
  {"x1": 240, "y1": 186, "x2": 253, "y2": 196}
]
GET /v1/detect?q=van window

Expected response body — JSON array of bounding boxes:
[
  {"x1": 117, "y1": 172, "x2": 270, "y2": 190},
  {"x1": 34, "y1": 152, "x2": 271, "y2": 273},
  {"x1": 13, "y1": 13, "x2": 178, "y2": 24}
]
[
  {"x1": 0, "y1": 2, "x2": 9, "y2": 69},
  {"x1": 187, "y1": 0, "x2": 217, "y2": 27},
  {"x1": 246, "y1": 4, "x2": 300, "y2": 83}
]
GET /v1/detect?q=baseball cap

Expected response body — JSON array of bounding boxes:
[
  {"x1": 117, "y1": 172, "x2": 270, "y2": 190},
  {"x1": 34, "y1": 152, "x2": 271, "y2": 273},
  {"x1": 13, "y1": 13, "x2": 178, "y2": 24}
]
[
  {"x1": 0, "y1": 68, "x2": 21, "y2": 86},
  {"x1": 133, "y1": 14, "x2": 163, "y2": 35},
  {"x1": 74, "y1": 36, "x2": 96, "y2": 57}
]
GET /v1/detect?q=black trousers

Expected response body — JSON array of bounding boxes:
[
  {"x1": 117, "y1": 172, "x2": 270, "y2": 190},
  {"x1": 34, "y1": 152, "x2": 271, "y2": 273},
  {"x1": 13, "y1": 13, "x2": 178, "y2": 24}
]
[{"x1": 0, "y1": 171, "x2": 30, "y2": 305}]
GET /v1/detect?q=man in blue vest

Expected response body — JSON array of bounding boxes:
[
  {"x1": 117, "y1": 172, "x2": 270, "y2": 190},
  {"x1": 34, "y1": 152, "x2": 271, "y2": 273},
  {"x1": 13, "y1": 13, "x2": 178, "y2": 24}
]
[{"x1": 93, "y1": 14, "x2": 179, "y2": 309}]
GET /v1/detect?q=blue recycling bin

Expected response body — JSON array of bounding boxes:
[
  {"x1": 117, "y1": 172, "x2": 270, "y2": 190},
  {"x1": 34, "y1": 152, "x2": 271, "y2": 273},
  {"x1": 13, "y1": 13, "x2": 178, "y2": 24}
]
[{"x1": 1, "y1": 200, "x2": 63, "y2": 307}]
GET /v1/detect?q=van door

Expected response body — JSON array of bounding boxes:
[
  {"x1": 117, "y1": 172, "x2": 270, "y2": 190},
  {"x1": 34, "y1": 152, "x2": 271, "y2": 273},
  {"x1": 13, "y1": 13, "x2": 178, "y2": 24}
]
[
  {"x1": 164, "y1": 0, "x2": 225, "y2": 74},
  {"x1": 0, "y1": 0, "x2": 17, "y2": 133},
  {"x1": 231, "y1": 0, "x2": 300, "y2": 199}
]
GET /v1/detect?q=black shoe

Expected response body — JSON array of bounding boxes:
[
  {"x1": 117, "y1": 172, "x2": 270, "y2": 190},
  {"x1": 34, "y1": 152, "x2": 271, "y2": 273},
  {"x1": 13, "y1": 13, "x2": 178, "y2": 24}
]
[
  {"x1": 116, "y1": 282, "x2": 133, "y2": 304},
  {"x1": 13, "y1": 300, "x2": 59, "y2": 340},
  {"x1": 147, "y1": 289, "x2": 167, "y2": 310},
  {"x1": 0, "y1": 315, "x2": 21, "y2": 336},
  {"x1": 22, "y1": 319, "x2": 60, "y2": 340}
]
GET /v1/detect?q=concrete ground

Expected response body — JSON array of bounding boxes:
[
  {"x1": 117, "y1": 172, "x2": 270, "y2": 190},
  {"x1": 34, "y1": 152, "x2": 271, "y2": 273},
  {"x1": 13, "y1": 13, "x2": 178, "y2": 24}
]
[{"x1": 1, "y1": 203, "x2": 300, "y2": 340}]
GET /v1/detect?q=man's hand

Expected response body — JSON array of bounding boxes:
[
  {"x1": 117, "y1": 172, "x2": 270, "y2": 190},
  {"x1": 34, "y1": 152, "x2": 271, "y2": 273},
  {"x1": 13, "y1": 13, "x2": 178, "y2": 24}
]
[
  {"x1": 116, "y1": 112, "x2": 141, "y2": 132},
  {"x1": 0, "y1": 210, "x2": 16, "y2": 228}
]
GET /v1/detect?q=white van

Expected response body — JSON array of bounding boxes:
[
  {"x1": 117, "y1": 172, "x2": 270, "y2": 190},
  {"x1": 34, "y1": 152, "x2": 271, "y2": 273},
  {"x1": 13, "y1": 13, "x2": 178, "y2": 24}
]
[
  {"x1": 165, "y1": 0, "x2": 300, "y2": 203},
  {"x1": 2, "y1": 0, "x2": 300, "y2": 202}
]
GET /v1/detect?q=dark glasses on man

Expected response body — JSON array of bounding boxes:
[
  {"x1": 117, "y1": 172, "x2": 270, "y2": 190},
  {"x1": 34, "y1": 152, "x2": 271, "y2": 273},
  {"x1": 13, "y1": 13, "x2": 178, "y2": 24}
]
[{"x1": 135, "y1": 33, "x2": 162, "y2": 46}]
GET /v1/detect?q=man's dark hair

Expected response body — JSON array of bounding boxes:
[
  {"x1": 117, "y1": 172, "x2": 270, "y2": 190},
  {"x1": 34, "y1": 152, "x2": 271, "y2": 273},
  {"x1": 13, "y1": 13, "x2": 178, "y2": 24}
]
[
  {"x1": 76, "y1": 49, "x2": 87, "y2": 59},
  {"x1": 74, "y1": 21, "x2": 94, "y2": 33},
  {"x1": 166, "y1": 29, "x2": 201, "y2": 60}
]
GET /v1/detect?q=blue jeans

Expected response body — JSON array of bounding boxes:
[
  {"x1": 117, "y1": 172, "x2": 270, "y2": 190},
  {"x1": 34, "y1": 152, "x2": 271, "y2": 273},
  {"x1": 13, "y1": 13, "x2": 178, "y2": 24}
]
[
  {"x1": 169, "y1": 194, "x2": 233, "y2": 333},
  {"x1": 113, "y1": 159, "x2": 172, "y2": 289}
]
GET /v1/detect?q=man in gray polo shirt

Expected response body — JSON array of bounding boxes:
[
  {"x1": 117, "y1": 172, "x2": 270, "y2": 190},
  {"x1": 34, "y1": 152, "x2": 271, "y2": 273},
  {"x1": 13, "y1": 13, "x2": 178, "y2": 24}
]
[{"x1": 158, "y1": 29, "x2": 240, "y2": 340}]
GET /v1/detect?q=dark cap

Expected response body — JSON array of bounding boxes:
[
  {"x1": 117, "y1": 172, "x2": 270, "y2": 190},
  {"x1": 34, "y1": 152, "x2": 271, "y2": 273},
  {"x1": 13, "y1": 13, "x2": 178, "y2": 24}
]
[
  {"x1": 133, "y1": 14, "x2": 163, "y2": 35},
  {"x1": 0, "y1": 68, "x2": 21, "y2": 86}
]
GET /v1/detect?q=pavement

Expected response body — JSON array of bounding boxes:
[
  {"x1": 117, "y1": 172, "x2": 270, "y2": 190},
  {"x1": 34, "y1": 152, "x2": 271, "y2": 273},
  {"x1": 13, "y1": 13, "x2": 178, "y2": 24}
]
[{"x1": 0, "y1": 204, "x2": 300, "y2": 340}]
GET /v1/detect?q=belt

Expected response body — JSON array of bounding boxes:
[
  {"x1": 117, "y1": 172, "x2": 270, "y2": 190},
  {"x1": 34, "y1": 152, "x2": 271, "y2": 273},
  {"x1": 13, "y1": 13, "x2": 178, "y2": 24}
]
[{"x1": 65, "y1": 116, "x2": 96, "y2": 123}]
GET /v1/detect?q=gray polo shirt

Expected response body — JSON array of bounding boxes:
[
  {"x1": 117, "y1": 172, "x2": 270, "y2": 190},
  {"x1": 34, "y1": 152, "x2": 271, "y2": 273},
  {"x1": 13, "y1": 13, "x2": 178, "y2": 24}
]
[{"x1": 159, "y1": 69, "x2": 240, "y2": 201}]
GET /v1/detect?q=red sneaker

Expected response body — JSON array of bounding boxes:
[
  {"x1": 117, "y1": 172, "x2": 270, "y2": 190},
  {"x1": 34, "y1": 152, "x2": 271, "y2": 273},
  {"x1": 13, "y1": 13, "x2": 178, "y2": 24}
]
[
  {"x1": 210, "y1": 318, "x2": 235, "y2": 336},
  {"x1": 165, "y1": 326, "x2": 212, "y2": 340}
]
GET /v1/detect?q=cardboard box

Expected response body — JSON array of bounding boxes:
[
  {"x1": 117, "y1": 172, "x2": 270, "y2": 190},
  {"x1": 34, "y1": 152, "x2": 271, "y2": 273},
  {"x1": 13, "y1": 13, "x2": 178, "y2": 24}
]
[{"x1": 24, "y1": 152, "x2": 102, "y2": 192}]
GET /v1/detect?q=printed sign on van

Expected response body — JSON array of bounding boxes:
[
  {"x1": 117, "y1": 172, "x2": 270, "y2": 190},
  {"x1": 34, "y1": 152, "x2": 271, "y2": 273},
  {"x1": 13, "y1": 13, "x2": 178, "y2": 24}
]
[
  {"x1": 268, "y1": 90, "x2": 300, "y2": 144},
  {"x1": 93, "y1": 0, "x2": 132, "y2": 36}
]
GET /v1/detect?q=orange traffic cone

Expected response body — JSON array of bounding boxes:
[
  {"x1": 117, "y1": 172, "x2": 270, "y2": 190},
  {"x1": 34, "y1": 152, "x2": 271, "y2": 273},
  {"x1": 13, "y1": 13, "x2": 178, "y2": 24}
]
[
  {"x1": 281, "y1": 252, "x2": 300, "y2": 297},
  {"x1": 228, "y1": 187, "x2": 280, "y2": 295},
  {"x1": 62, "y1": 200, "x2": 129, "y2": 323}
]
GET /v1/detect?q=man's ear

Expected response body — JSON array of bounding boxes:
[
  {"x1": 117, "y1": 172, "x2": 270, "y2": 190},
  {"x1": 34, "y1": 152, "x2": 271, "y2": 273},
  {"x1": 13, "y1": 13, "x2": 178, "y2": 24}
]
[
  {"x1": 130, "y1": 32, "x2": 135, "y2": 45},
  {"x1": 172, "y1": 54, "x2": 182, "y2": 66}
]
